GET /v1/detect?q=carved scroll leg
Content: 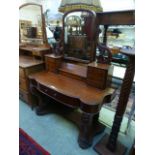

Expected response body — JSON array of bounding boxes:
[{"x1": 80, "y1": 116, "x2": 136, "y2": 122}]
[{"x1": 78, "y1": 112, "x2": 94, "y2": 149}]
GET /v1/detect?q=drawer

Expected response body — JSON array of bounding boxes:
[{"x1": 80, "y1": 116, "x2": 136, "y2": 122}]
[
  {"x1": 45, "y1": 57, "x2": 55, "y2": 63},
  {"x1": 19, "y1": 77, "x2": 28, "y2": 91},
  {"x1": 19, "y1": 68, "x2": 25, "y2": 78},
  {"x1": 87, "y1": 67, "x2": 106, "y2": 77},
  {"x1": 39, "y1": 83, "x2": 79, "y2": 108},
  {"x1": 87, "y1": 79, "x2": 107, "y2": 89},
  {"x1": 46, "y1": 61, "x2": 58, "y2": 72}
]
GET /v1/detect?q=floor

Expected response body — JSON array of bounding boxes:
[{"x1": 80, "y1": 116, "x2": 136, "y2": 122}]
[{"x1": 19, "y1": 100, "x2": 135, "y2": 155}]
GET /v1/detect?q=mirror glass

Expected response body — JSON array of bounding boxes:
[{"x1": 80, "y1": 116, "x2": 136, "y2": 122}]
[
  {"x1": 19, "y1": 4, "x2": 43, "y2": 45},
  {"x1": 63, "y1": 11, "x2": 96, "y2": 63}
]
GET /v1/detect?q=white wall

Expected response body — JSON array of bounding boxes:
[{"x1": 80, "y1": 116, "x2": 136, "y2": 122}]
[{"x1": 20, "y1": 6, "x2": 42, "y2": 26}]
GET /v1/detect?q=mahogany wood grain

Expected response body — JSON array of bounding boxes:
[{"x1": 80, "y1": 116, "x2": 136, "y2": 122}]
[
  {"x1": 87, "y1": 62, "x2": 113, "y2": 89},
  {"x1": 45, "y1": 54, "x2": 62, "y2": 73},
  {"x1": 19, "y1": 45, "x2": 51, "y2": 60},
  {"x1": 29, "y1": 71, "x2": 114, "y2": 109},
  {"x1": 97, "y1": 10, "x2": 135, "y2": 25},
  {"x1": 19, "y1": 55, "x2": 44, "y2": 68},
  {"x1": 28, "y1": 70, "x2": 114, "y2": 149},
  {"x1": 59, "y1": 62, "x2": 87, "y2": 81},
  {"x1": 19, "y1": 55, "x2": 44, "y2": 106}
]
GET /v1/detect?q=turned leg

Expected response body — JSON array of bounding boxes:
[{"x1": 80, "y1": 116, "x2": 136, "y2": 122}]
[
  {"x1": 94, "y1": 49, "x2": 135, "y2": 155},
  {"x1": 78, "y1": 112, "x2": 94, "y2": 149},
  {"x1": 106, "y1": 54, "x2": 135, "y2": 152}
]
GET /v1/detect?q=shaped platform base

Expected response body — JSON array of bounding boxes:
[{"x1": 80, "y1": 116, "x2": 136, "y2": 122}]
[{"x1": 94, "y1": 134, "x2": 127, "y2": 155}]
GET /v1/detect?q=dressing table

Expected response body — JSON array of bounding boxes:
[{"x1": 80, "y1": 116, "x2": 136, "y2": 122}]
[
  {"x1": 19, "y1": 3, "x2": 52, "y2": 106},
  {"x1": 28, "y1": 9, "x2": 115, "y2": 149}
]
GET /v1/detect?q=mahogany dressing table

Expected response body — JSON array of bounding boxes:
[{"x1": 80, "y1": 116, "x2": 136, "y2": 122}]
[
  {"x1": 19, "y1": 3, "x2": 52, "y2": 106},
  {"x1": 28, "y1": 54, "x2": 115, "y2": 149},
  {"x1": 21, "y1": 8, "x2": 115, "y2": 149}
]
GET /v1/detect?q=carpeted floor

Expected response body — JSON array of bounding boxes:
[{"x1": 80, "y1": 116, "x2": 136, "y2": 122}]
[
  {"x1": 19, "y1": 100, "x2": 135, "y2": 155},
  {"x1": 19, "y1": 128, "x2": 50, "y2": 155}
]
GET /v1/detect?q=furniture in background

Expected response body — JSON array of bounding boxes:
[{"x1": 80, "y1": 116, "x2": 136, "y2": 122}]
[
  {"x1": 19, "y1": 3, "x2": 52, "y2": 106},
  {"x1": 94, "y1": 48, "x2": 135, "y2": 155},
  {"x1": 19, "y1": 56, "x2": 44, "y2": 105},
  {"x1": 97, "y1": 10, "x2": 135, "y2": 66}
]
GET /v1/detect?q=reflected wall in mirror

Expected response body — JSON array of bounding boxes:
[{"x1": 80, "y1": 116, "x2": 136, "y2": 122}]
[
  {"x1": 63, "y1": 10, "x2": 97, "y2": 63},
  {"x1": 19, "y1": 3, "x2": 47, "y2": 45}
]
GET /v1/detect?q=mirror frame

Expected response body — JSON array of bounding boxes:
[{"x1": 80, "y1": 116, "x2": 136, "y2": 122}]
[
  {"x1": 62, "y1": 9, "x2": 97, "y2": 63},
  {"x1": 19, "y1": 3, "x2": 48, "y2": 45}
]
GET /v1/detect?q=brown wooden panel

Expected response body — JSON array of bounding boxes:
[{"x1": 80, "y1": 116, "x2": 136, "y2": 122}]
[
  {"x1": 38, "y1": 83, "x2": 80, "y2": 108},
  {"x1": 87, "y1": 67, "x2": 106, "y2": 78},
  {"x1": 19, "y1": 67, "x2": 25, "y2": 78},
  {"x1": 19, "y1": 77, "x2": 28, "y2": 91},
  {"x1": 19, "y1": 89, "x2": 37, "y2": 106},
  {"x1": 97, "y1": 10, "x2": 135, "y2": 25},
  {"x1": 60, "y1": 70, "x2": 86, "y2": 82},
  {"x1": 87, "y1": 79, "x2": 107, "y2": 89},
  {"x1": 29, "y1": 71, "x2": 114, "y2": 108},
  {"x1": 45, "y1": 56, "x2": 56, "y2": 63}
]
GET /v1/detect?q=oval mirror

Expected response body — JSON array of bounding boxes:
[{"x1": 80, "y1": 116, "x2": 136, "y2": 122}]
[{"x1": 63, "y1": 10, "x2": 97, "y2": 63}]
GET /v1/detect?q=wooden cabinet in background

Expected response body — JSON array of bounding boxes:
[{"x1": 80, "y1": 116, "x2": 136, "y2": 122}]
[{"x1": 19, "y1": 56, "x2": 44, "y2": 106}]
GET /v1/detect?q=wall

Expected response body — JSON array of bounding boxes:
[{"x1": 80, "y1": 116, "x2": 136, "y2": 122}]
[{"x1": 20, "y1": 6, "x2": 42, "y2": 26}]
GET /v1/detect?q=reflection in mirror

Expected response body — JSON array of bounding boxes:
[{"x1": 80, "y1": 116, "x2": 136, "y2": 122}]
[
  {"x1": 19, "y1": 4, "x2": 44, "y2": 45},
  {"x1": 63, "y1": 10, "x2": 96, "y2": 63}
]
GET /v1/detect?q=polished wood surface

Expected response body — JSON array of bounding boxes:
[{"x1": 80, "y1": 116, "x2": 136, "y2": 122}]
[
  {"x1": 45, "y1": 54, "x2": 62, "y2": 73},
  {"x1": 87, "y1": 62, "x2": 113, "y2": 89},
  {"x1": 19, "y1": 55, "x2": 44, "y2": 105},
  {"x1": 20, "y1": 45, "x2": 50, "y2": 52},
  {"x1": 28, "y1": 52, "x2": 114, "y2": 148},
  {"x1": 29, "y1": 71, "x2": 114, "y2": 107},
  {"x1": 29, "y1": 68, "x2": 114, "y2": 149},
  {"x1": 19, "y1": 55, "x2": 44, "y2": 68},
  {"x1": 59, "y1": 62, "x2": 87, "y2": 81},
  {"x1": 19, "y1": 45, "x2": 51, "y2": 60},
  {"x1": 97, "y1": 10, "x2": 135, "y2": 25}
]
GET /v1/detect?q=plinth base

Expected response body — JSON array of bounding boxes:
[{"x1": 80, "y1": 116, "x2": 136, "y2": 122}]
[{"x1": 94, "y1": 134, "x2": 127, "y2": 155}]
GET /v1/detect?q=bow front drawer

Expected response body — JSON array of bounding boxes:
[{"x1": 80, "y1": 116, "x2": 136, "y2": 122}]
[{"x1": 38, "y1": 83, "x2": 79, "y2": 108}]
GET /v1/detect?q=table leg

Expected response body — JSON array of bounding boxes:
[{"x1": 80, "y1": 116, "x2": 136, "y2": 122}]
[{"x1": 78, "y1": 112, "x2": 94, "y2": 149}]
